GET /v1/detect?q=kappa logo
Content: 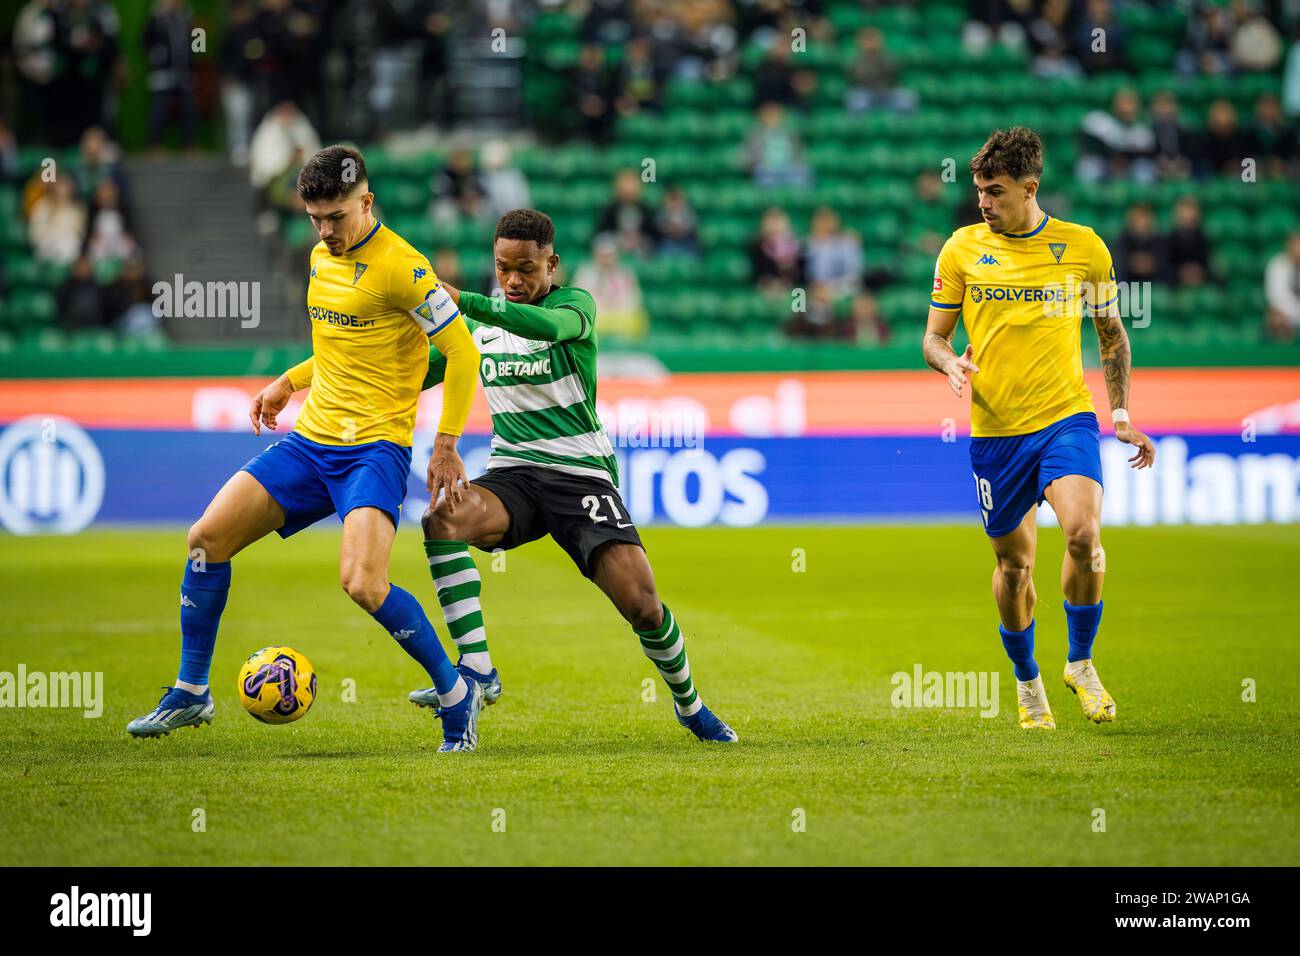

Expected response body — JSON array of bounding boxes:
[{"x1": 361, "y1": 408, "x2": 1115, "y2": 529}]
[
  {"x1": 180, "y1": 594, "x2": 197, "y2": 608},
  {"x1": 976, "y1": 253, "x2": 1000, "y2": 266},
  {"x1": 392, "y1": 628, "x2": 416, "y2": 641},
  {"x1": 413, "y1": 267, "x2": 428, "y2": 284},
  {"x1": 310, "y1": 266, "x2": 317, "y2": 278},
  {"x1": 353, "y1": 262, "x2": 368, "y2": 285}
]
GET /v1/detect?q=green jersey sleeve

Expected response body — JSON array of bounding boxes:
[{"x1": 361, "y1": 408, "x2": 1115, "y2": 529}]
[{"x1": 457, "y1": 286, "x2": 595, "y2": 343}]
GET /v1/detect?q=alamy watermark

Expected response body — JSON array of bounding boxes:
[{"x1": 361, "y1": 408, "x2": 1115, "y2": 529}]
[
  {"x1": 0, "y1": 665, "x2": 103, "y2": 717},
  {"x1": 891, "y1": 664, "x2": 999, "y2": 718},
  {"x1": 153, "y1": 274, "x2": 260, "y2": 329}
]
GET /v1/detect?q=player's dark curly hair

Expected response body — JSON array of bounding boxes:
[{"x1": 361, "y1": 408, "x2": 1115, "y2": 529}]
[
  {"x1": 297, "y1": 144, "x2": 368, "y2": 201},
  {"x1": 495, "y1": 208, "x2": 555, "y2": 248},
  {"x1": 969, "y1": 126, "x2": 1043, "y2": 181}
]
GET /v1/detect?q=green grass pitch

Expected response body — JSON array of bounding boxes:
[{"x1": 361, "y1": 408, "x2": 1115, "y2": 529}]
[{"x1": 1, "y1": 524, "x2": 1296, "y2": 866}]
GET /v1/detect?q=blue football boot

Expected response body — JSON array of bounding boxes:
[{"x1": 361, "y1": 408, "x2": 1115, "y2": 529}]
[
  {"x1": 127, "y1": 686, "x2": 215, "y2": 738},
  {"x1": 436, "y1": 679, "x2": 484, "y2": 753},
  {"x1": 676, "y1": 702, "x2": 739, "y2": 743},
  {"x1": 410, "y1": 659, "x2": 502, "y2": 711}
]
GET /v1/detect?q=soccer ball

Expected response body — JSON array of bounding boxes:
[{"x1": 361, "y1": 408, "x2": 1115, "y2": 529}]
[{"x1": 237, "y1": 646, "x2": 317, "y2": 724}]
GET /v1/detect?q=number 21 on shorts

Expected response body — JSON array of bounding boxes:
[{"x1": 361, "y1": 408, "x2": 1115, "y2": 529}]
[
  {"x1": 972, "y1": 472, "x2": 993, "y2": 527},
  {"x1": 583, "y1": 493, "x2": 625, "y2": 524}
]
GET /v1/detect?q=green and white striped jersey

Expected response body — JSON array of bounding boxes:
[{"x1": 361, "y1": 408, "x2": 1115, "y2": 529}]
[{"x1": 435, "y1": 285, "x2": 618, "y2": 485}]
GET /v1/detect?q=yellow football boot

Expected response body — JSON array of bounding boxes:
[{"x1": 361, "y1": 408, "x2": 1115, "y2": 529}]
[
  {"x1": 1063, "y1": 659, "x2": 1116, "y2": 723},
  {"x1": 1016, "y1": 675, "x2": 1056, "y2": 730}
]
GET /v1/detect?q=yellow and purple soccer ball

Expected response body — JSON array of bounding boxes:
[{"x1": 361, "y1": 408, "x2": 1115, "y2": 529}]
[{"x1": 237, "y1": 646, "x2": 317, "y2": 724}]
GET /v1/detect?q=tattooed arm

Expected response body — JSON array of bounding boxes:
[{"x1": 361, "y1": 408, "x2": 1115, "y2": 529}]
[
  {"x1": 1092, "y1": 308, "x2": 1155, "y2": 469},
  {"x1": 923, "y1": 306, "x2": 979, "y2": 397}
]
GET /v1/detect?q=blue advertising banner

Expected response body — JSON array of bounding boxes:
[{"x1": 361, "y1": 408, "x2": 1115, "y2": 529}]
[{"x1": 1, "y1": 417, "x2": 1298, "y2": 533}]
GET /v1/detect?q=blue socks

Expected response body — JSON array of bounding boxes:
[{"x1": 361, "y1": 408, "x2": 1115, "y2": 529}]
[
  {"x1": 999, "y1": 620, "x2": 1039, "y2": 682},
  {"x1": 372, "y1": 584, "x2": 458, "y2": 694},
  {"x1": 178, "y1": 560, "x2": 232, "y2": 688},
  {"x1": 1064, "y1": 600, "x2": 1104, "y2": 662}
]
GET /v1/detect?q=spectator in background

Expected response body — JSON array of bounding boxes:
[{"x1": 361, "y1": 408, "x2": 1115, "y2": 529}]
[
  {"x1": 1178, "y1": 2, "x2": 1234, "y2": 76},
  {"x1": 746, "y1": 101, "x2": 811, "y2": 189},
  {"x1": 753, "y1": 37, "x2": 796, "y2": 107},
  {"x1": 479, "y1": 140, "x2": 530, "y2": 221},
  {"x1": 57, "y1": 0, "x2": 121, "y2": 143},
  {"x1": 1199, "y1": 98, "x2": 1248, "y2": 177},
  {"x1": 786, "y1": 282, "x2": 847, "y2": 340},
  {"x1": 144, "y1": 0, "x2": 197, "y2": 150},
  {"x1": 248, "y1": 101, "x2": 320, "y2": 192},
  {"x1": 1114, "y1": 203, "x2": 1168, "y2": 285},
  {"x1": 616, "y1": 36, "x2": 663, "y2": 116},
  {"x1": 573, "y1": 44, "x2": 616, "y2": 143},
  {"x1": 83, "y1": 178, "x2": 137, "y2": 265},
  {"x1": 750, "y1": 206, "x2": 802, "y2": 294},
  {"x1": 1265, "y1": 232, "x2": 1300, "y2": 341},
  {"x1": 1231, "y1": 3, "x2": 1283, "y2": 72},
  {"x1": 804, "y1": 206, "x2": 863, "y2": 299},
  {"x1": 103, "y1": 253, "x2": 162, "y2": 335},
  {"x1": 57, "y1": 256, "x2": 107, "y2": 331},
  {"x1": 13, "y1": 0, "x2": 60, "y2": 138},
  {"x1": 72, "y1": 126, "x2": 129, "y2": 204},
  {"x1": 845, "y1": 27, "x2": 917, "y2": 114},
  {"x1": 1150, "y1": 90, "x2": 1192, "y2": 179},
  {"x1": 1072, "y1": 0, "x2": 1128, "y2": 74},
  {"x1": 432, "y1": 247, "x2": 465, "y2": 291},
  {"x1": 432, "y1": 148, "x2": 489, "y2": 225},
  {"x1": 28, "y1": 178, "x2": 86, "y2": 266},
  {"x1": 1168, "y1": 196, "x2": 1211, "y2": 287},
  {"x1": 1031, "y1": 35, "x2": 1083, "y2": 80},
  {"x1": 573, "y1": 235, "x2": 648, "y2": 341},
  {"x1": 655, "y1": 185, "x2": 699, "y2": 258},
  {"x1": 596, "y1": 169, "x2": 660, "y2": 256},
  {"x1": 1077, "y1": 88, "x2": 1156, "y2": 183},
  {"x1": 850, "y1": 290, "x2": 890, "y2": 345},
  {"x1": 220, "y1": 0, "x2": 258, "y2": 167},
  {"x1": 1248, "y1": 92, "x2": 1298, "y2": 177}
]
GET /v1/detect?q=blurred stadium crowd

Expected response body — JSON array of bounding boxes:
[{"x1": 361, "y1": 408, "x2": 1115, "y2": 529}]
[{"x1": 1, "y1": 0, "x2": 1299, "y2": 354}]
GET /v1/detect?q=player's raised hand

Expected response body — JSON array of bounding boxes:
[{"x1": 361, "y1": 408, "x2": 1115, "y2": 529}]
[
  {"x1": 249, "y1": 376, "x2": 294, "y2": 436},
  {"x1": 945, "y1": 344, "x2": 980, "y2": 397},
  {"x1": 1116, "y1": 421, "x2": 1156, "y2": 469},
  {"x1": 427, "y1": 433, "x2": 468, "y2": 512}
]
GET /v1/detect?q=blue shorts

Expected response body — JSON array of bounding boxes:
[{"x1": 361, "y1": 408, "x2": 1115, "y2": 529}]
[
  {"x1": 969, "y1": 412, "x2": 1103, "y2": 538},
  {"x1": 242, "y1": 431, "x2": 413, "y2": 537}
]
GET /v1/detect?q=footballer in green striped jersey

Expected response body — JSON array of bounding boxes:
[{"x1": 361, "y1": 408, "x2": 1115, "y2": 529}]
[{"x1": 413, "y1": 208, "x2": 737, "y2": 745}]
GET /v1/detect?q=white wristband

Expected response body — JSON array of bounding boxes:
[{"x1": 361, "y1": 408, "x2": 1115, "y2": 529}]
[{"x1": 1112, "y1": 409, "x2": 1130, "y2": 426}]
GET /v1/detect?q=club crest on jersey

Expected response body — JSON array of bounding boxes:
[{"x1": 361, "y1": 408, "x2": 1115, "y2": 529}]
[
  {"x1": 976, "y1": 253, "x2": 999, "y2": 266},
  {"x1": 353, "y1": 262, "x2": 368, "y2": 285},
  {"x1": 413, "y1": 267, "x2": 428, "y2": 284},
  {"x1": 1049, "y1": 242, "x2": 1067, "y2": 263}
]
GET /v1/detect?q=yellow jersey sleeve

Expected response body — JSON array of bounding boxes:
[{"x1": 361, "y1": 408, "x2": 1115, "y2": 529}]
[
  {"x1": 1085, "y1": 231, "x2": 1119, "y2": 317},
  {"x1": 428, "y1": 317, "x2": 478, "y2": 436},
  {"x1": 383, "y1": 244, "x2": 461, "y2": 337},
  {"x1": 931, "y1": 235, "x2": 966, "y2": 311}
]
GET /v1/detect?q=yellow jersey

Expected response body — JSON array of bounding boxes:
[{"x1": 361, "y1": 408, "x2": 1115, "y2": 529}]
[
  {"x1": 931, "y1": 212, "x2": 1117, "y2": 437},
  {"x1": 293, "y1": 221, "x2": 462, "y2": 447}
]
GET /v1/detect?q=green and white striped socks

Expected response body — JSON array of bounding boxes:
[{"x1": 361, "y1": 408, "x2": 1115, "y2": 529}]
[
  {"x1": 423, "y1": 540, "x2": 492, "y2": 674},
  {"x1": 635, "y1": 603, "x2": 702, "y2": 717}
]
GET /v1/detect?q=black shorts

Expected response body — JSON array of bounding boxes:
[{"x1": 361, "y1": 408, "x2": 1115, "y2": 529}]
[{"x1": 471, "y1": 465, "x2": 644, "y2": 578}]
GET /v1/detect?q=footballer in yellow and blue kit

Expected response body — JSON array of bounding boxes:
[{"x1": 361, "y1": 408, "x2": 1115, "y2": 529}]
[
  {"x1": 242, "y1": 220, "x2": 475, "y2": 535},
  {"x1": 931, "y1": 212, "x2": 1117, "y2": 537}
]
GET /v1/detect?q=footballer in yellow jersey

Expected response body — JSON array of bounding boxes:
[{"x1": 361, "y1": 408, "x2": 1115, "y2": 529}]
[
  {"x1": 127, "y1": 146, "x2": 487, "y2": 753},
  {"x1": 922, "y1": 127, "x2": 1156, "y2": 732}
]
